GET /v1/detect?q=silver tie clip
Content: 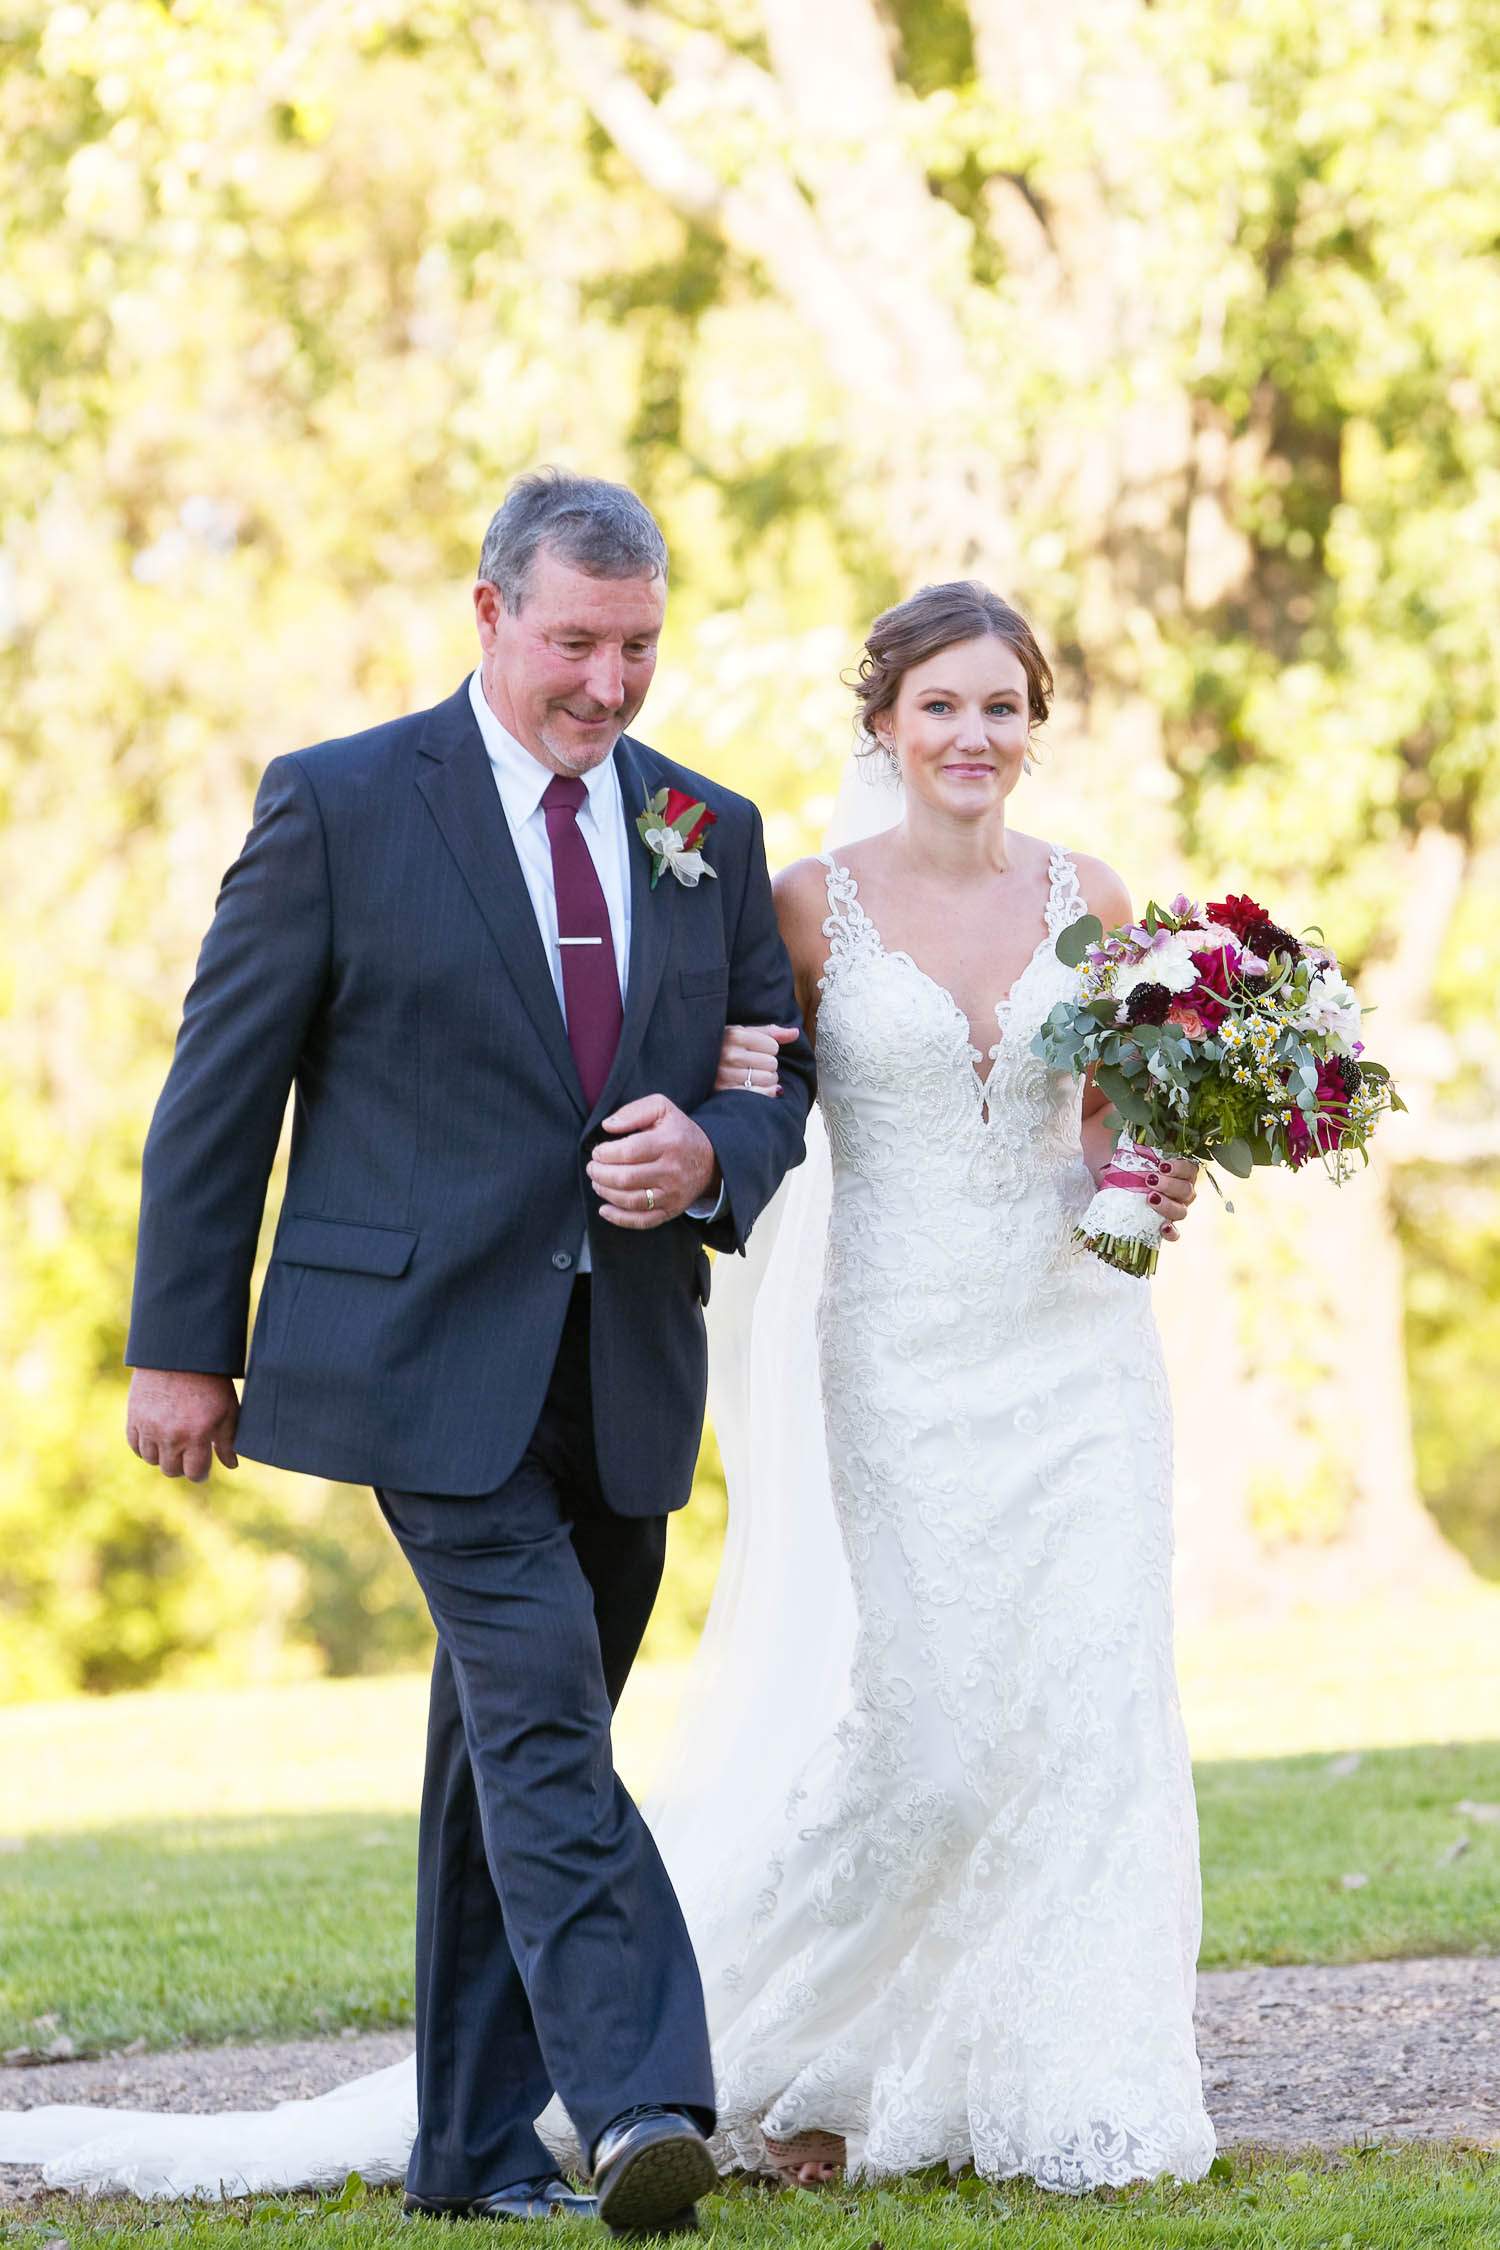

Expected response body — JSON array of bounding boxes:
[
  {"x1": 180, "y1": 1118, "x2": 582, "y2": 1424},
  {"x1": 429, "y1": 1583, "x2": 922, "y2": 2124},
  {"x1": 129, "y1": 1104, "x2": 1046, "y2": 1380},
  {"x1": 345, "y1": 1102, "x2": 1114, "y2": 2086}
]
[{"x1": 557, "y1": 935, "x2": 604, "y2": 946}]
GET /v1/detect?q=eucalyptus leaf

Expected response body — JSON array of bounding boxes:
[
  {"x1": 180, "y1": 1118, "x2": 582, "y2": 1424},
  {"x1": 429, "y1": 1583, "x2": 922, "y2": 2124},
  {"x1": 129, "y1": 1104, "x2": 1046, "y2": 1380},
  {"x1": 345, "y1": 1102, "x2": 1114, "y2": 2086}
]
[
  {"x1": 1094, "y1": 1063, "x2": 1134, "y2": 1107},
  {"x1": 1217, "y1": 1137, "x2": 1255, "y2": 1178},
  {"x1": 1054, "y1": 914, "x2": 1102, "y2": 968},
  {"x1": 1112, "y1": 1089, "x2": 1155, "y2": 1127}
]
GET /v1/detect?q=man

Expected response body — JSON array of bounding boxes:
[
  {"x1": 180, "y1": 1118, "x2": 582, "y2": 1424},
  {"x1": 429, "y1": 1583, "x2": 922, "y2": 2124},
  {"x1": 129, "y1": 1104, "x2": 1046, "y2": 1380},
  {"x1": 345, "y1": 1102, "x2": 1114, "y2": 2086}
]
[{"x1": 124, "y1": 470, "x2": 815, "y2": 2233}]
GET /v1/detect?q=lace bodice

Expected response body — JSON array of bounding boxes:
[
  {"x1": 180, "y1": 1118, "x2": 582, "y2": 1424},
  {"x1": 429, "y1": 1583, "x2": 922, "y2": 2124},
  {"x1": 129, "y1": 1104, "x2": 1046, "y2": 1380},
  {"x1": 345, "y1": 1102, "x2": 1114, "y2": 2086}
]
[{"x1": 813, "y1": 845, "x2": 1108, "y2": 1319}]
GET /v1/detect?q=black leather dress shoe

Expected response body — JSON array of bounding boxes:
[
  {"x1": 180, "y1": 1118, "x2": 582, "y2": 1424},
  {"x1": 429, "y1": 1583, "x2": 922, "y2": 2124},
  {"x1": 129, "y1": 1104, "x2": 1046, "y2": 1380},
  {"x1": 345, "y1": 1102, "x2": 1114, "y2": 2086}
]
[
  {"x1": 591, "y1": 2109, "x2": 717, "y2": 2237},
  {"x1": 403, "y1": 2177, "x2": 597, "y2": 2222}
]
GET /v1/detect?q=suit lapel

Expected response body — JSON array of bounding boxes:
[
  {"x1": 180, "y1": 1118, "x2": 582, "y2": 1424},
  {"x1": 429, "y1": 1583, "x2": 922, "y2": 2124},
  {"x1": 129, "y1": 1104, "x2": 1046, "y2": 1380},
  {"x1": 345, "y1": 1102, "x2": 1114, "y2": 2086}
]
[
  {"x1": 414, "y1": 683, "x2": 585, "y2": 1116},
  {"x1": 590, "y1": 735, "x2": 676, "y2": 1128}
]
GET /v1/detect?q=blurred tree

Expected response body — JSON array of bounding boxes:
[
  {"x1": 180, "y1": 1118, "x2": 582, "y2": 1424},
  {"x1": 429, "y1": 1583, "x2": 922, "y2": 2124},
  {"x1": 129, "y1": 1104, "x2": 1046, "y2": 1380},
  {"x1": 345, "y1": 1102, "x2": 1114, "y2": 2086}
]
[
  {"x1": 0, "y1": 0, "x2": 858, "y2": 1693},
  {"x1": 552, "y1": 0, "x2": 1499, "y2": 1610},
  {"x1": 2, "y1": 0, "x2": 1495, "y2": 1693}
]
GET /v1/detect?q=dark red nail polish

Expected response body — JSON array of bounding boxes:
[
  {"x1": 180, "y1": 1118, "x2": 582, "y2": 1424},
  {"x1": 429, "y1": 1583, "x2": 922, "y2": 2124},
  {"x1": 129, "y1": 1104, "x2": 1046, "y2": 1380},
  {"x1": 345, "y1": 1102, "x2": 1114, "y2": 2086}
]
[
  {"x1": 1147, "y1": 1173, "x2": 1160, "y2": 1185},
  {"x1": 1149, "y1": 1193, "x2": 1162, "y2": 1206}
]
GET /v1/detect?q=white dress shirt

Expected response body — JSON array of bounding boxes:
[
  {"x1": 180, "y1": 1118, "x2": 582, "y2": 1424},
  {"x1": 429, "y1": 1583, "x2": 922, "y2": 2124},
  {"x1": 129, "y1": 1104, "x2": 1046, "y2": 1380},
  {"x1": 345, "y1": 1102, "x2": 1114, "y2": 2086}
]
[
  {"x1": 468, "y1": 667, "x2": 633, "y2": 1007},
  {"x1": 468, "y1": 670, "x2": 721, "y2": 1266}
]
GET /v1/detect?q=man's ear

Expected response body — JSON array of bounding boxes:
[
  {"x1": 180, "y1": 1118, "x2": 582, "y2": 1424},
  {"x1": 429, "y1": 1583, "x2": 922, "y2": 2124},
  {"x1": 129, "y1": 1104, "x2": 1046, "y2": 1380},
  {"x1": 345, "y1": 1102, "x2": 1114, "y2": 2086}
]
[{"x1": 473, "y1": 580, "x2": 504, "y2": 648}]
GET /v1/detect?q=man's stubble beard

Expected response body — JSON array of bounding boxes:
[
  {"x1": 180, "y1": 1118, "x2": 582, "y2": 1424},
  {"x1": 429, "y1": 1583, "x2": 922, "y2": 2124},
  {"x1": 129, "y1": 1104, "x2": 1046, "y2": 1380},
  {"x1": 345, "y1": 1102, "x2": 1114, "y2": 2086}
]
[{"x1": 537, "y1": 703, "x2": 636, "y2": 779}]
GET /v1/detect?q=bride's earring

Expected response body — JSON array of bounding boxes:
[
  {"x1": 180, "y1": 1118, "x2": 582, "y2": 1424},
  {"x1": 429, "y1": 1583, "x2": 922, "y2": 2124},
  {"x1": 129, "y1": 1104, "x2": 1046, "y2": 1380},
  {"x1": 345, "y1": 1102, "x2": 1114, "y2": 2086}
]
[{"x1": 1022, "y1": 748, "x2": 1036, "y2": 775}]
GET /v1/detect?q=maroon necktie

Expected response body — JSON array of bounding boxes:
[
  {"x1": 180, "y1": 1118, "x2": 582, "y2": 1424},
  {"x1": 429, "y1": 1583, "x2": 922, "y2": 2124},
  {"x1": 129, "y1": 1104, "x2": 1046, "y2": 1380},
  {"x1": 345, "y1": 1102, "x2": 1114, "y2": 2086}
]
[{"x1": 541, "y1": 774, "x2": 623, "y2": 1110}]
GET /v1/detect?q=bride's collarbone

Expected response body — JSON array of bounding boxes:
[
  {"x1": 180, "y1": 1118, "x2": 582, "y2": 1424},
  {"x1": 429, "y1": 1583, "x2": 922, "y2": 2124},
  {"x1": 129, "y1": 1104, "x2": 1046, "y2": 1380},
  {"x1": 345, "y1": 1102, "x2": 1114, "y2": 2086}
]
[{"x1": 837, "y1": 847, "x2": 1059, "y2": 1048}]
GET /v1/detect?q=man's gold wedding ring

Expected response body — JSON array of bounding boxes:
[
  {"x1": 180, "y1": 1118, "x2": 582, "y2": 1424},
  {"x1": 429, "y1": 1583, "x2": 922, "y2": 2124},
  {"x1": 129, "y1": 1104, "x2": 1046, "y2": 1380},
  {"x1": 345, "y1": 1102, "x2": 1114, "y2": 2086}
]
[{"x1": 645, "y1": 1187, "x2": 655, "y2": 1211}]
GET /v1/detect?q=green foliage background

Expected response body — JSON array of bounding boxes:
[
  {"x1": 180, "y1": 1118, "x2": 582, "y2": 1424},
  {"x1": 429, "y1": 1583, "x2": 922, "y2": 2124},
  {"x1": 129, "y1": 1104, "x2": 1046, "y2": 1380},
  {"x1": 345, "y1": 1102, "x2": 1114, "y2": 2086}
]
[{"x1": 2, "y1": 0, "x2": 1498, "y2": 1695}]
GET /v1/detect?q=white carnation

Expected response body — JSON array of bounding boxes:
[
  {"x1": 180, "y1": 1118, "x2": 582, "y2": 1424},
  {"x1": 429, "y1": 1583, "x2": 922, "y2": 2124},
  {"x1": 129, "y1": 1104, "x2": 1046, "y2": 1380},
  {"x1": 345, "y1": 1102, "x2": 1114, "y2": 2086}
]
[
  {"x1": 1112, "y1": 934, "x2": 1199, "y2": 1021},
  {"x1": 1142, "y1": 934, "x2": 1200, "y2": 994}
]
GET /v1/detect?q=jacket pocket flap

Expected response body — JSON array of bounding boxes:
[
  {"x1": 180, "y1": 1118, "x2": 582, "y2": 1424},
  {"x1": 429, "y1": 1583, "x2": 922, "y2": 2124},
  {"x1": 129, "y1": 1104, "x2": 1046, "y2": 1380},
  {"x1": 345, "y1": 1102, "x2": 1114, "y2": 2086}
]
[
  {"x1": 680, "y1": 962, "x2": 730, "y2": 997},
  {"x1": 276, "y1": 1215, "x2": 418, "y2": 1277}
]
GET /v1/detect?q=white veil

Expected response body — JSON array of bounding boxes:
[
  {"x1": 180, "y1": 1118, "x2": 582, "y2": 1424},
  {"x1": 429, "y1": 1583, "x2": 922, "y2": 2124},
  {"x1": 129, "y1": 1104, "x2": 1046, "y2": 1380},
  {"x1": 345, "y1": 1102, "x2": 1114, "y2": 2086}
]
[{"x1": 643, "y1": 755, "x2": 901, "y2": 1889}]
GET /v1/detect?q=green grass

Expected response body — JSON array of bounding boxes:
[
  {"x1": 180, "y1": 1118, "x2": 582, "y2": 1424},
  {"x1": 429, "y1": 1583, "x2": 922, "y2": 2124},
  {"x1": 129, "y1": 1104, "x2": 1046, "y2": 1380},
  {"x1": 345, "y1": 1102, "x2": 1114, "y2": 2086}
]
[
  {"x1": 2, "y1": 1744, "x2": 1496, "y2": 2059},
  {"x1": 3, "y1": 2148, "x2": 1497, "y2": 2249},
  {"x1": 1193, "y1": 1740, "x2": 1500, "y2": 1968},
  {"x1": 0, "y1": 1816, "x2": 417, "y2": 2055}
]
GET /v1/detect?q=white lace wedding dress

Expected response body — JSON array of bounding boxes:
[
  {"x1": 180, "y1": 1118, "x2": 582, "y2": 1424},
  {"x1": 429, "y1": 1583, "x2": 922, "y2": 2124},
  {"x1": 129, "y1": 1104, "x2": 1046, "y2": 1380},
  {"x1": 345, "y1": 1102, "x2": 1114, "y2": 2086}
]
[
  {"x1": 0, "y1": 843, "x2": 1214, "y2": 2198},
  {"x1": 688, "y1": 847, "x2": 1213, "y2": 2188}
]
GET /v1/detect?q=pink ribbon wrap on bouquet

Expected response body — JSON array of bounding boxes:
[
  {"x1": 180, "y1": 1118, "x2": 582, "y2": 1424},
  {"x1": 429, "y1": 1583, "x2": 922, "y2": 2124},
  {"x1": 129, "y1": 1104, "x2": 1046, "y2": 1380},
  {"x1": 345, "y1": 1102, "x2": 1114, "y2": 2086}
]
[{"x1": 1075, "y1": 1140, "x2": 1171, "y2": 1278}]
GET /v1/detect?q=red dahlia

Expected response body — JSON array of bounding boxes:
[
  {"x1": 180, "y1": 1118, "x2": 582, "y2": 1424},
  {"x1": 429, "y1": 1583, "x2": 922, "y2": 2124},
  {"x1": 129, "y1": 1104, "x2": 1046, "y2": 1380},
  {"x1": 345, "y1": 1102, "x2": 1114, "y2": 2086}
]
[{"x1": 1206, "y1": 892, "x2": 1271, "y2": 942}]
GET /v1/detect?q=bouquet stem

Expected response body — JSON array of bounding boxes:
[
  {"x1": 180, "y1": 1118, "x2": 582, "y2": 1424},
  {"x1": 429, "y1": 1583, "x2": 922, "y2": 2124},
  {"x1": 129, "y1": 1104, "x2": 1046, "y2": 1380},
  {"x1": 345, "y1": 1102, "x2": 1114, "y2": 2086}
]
[
  {"x1": 1074, "y1": 1226, "x2": 1161, "y2": 1279},
  {"x1": 1074, "y1": 1140, "x2": 1171, "y2": 1280}
]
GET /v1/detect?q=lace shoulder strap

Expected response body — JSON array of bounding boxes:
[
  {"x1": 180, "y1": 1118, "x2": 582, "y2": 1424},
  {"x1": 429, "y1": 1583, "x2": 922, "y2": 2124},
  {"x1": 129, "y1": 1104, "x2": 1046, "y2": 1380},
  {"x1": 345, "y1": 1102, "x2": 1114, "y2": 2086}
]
[
  {"x1": 819, "y1": 851, "x2": 865, "y2": 933},
  {"x1": 817, "y1": 851, "x2": 873, "y2": 985},
  {"x1": 1045, "y1": 844, "x2": 1087, "y2": 935}
]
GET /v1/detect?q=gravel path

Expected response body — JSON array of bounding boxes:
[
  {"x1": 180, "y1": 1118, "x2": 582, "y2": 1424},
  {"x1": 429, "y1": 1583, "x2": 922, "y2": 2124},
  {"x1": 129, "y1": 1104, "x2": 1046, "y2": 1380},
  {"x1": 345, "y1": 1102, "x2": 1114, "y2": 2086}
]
[{"x1": 2, "y1": 1957, "x2": 1496, "y2": 2200}]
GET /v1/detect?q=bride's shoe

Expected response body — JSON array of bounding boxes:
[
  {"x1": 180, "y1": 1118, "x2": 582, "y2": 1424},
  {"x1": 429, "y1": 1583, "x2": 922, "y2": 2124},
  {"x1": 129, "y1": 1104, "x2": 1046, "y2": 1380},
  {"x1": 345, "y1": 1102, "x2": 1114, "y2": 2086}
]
[{"x1": 761, "y1": 2130, "x2": 845, "y2": 2187}]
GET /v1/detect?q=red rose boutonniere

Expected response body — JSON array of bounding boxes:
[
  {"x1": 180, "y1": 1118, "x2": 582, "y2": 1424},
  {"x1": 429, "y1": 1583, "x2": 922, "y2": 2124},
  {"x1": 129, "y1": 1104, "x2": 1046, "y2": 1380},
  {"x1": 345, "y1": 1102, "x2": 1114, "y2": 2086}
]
[{"x1": 636, "y1": 787, "x2": 718, "y2": 889}]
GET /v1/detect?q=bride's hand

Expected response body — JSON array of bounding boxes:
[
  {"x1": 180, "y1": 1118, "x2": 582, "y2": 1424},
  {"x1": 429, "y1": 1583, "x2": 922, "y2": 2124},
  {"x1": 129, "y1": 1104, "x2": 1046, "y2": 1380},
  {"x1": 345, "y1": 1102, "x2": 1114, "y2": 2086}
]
[
  {"x1": 1154, "y1": 1158, "x2": 1199, "y2": 1243},
  {"x1": 716, "y1": 1022, "x2": 797, "y2": 1097}
]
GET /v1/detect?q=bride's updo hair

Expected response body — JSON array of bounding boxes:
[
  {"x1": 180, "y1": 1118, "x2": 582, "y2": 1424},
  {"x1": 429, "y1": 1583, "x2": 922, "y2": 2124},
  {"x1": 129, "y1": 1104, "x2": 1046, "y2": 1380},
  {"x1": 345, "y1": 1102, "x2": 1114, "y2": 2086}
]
[{"x1": 852, "y1": 581, "x2": 1054, "y2": 774}]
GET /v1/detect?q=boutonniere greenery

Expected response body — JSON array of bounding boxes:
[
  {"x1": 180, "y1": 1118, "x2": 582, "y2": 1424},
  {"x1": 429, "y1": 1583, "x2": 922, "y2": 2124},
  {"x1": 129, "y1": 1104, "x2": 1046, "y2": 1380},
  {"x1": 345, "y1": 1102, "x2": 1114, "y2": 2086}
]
[{"x1": 636, "y1": 787, "x2": 718, "y2": 889}]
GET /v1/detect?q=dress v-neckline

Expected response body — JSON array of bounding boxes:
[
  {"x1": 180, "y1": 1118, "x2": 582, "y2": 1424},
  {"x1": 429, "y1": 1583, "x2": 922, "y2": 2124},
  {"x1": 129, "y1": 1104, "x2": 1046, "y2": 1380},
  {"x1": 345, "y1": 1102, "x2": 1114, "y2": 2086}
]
[{"x1": 823, "y1": 850, "x2": 1067, "y2": 1122}]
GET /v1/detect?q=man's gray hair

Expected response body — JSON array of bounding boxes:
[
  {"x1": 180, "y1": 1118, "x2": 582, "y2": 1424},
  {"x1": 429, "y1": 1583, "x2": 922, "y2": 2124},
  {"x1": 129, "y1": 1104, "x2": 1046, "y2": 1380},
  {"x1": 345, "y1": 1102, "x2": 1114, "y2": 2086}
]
[{"x1": 478, "y1": 469, "x2": 669, "y2": 613}]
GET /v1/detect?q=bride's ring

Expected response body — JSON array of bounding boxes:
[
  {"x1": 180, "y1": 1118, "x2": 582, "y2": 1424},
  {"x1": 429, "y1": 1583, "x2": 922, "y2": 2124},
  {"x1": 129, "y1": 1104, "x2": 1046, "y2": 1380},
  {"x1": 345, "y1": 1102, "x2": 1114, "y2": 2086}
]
[
  {"x1": 743, "y1": 1069, "x2": 755, "y2": 1090},
  {"x1": 645, "y1": 1187, "x2": 655, "y2": 1211}
]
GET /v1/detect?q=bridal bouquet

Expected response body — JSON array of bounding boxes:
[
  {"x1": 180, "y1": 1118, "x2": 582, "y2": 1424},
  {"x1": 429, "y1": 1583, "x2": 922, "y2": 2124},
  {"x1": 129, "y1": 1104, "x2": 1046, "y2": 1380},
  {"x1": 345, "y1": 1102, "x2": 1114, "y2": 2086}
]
[{"x1": 1033, "y1": 890, "x2": 1404, "y2": 1278}]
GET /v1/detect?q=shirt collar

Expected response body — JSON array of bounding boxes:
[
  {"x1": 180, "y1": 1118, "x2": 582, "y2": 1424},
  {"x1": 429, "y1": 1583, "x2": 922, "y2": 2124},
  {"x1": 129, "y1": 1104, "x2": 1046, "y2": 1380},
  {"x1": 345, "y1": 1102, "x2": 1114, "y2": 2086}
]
[{"x1": 468, "y1": 668, "x2": 619, "y2": 830}]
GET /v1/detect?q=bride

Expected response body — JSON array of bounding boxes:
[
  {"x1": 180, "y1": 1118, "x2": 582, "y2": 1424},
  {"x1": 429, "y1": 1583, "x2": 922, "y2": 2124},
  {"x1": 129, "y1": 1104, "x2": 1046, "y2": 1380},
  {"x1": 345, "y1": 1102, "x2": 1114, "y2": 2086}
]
[{"x1": 2, "y1": 581, "x2": 1214, "y2": 2200}]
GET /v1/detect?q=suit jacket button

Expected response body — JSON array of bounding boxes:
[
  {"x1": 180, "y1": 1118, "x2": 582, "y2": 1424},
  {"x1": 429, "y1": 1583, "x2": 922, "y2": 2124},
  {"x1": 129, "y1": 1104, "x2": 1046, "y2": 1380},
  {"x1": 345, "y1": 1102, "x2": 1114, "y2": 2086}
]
[{"x1": 552, "y1": 1251, "x2": 574, "y2": 1271}]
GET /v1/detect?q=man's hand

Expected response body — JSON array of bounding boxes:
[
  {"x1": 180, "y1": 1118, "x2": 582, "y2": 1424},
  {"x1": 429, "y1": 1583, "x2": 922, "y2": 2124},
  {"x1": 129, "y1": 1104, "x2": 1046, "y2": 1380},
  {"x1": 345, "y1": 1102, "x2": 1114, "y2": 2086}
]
[
  {"x1": 127, "y1": 1368, "x2": 241, "y2": 1482},
  {"x1": 588, "y1": 1094, "x2": 718, "y2": 1230}
]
